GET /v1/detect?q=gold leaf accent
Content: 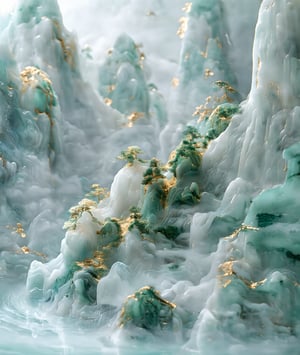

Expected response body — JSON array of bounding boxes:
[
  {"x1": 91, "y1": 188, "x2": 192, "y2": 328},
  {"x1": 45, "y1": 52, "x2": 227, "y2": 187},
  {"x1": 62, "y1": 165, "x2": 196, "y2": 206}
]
[
  {"x1": 104, "y1": 98, "x2": 113, "y2": 106},
  {"x1": 69, "y1": 198, "x2": 97, "y2": 216},
  {"x1": 146, "y1": 10, "x2": 156, "y2": 16},
  {"x1": 18, "y1": 246, "x2": 46, "y2": 258},
  {"x1": 20, "y1": 66, "x2": 55, "y2": 125},
  {"x1": 127, "y1": 112, "x2": 144, "y2": 128},
  {"x1": 223, "y1": 279, "x2": 232, "y2": 288},
  {"x1": 218, "y1": 258, "x2": 266, "y2": 290},
  {"x1": 200, "y1": 50, "x2": 208, "y2": 58},
  {"x1": 86, "y1": 184, "x2": 109, "y2": 202},
  {"x1": 52, "y1": 20, "x2": 76, "y2": 68},
  {"x1": 7, "y1": 223, "x2": 27, "y2": 238},
  {"x1": 224, "y1": 224, "x2": 259, "y2": 241},
  {"x1": 0, "y1": 156, "x2": 7, "y2": 168},
  {"x1": 64, "y1": 198, "x2": 98, "y2": 230},
  {"x1": 171, "y1": 77, "x2": 180, "y2": 87},
  {"x1": 177, "y1": 17, "x2": 189, "y2": 39},
  {"x1": 120, "y1": 286, "x2": 176, "y2": 325},
  {"x1": 204, "y1": 68, "x2": 214, "y2": 78},
  {"x1": 193, "y1": 96, "x2": 214, "y2": 121},
  {"x1": 256, "y1": 57, "x2": 261, "y2": 88},
  {"x1": 249, "y1": 279, "x2": 267, "y2": 289},
  {"x1": 20, "y1": 66, "x2": 52, "y2": 89},
  {"x1": 163, "y1": 176, "x2": 177, "y2": 193},
  {"x1": 219, "y1": 260, "x2": 235, "y2": 277},
  {"x1": 107, "y1": 84, "x2": 116, "y2": 93},
  {"x1": 76, "y1": 250, "x2": 108, "y2": 273},
  {"x1": 21, "y1": 246, "x2": 30, "y2": 254},
  {"x1": 140, "y1": 53, "x2": 145, "y2": 61},
  {"x1": 184, "y1": 53, "x2": 190, "y2": 61},
  {"x1": 182, "y1": 2, "x2": 192, "y2": 13}
]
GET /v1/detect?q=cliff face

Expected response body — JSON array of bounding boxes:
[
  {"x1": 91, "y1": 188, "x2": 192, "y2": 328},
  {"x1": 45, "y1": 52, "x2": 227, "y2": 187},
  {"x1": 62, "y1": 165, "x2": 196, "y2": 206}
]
[{"x1": 203, "y1": 0, "x2": 300, "y2": 195}]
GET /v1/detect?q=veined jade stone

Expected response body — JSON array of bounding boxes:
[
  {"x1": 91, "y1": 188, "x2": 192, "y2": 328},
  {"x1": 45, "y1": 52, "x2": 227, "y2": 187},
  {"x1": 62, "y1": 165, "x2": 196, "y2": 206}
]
[
  {"x1": 191, "y1": 142, "x2": 300, "y2": 345},
  {"x1": 0, "y1": 0, "x2": 299, "y2": 354},
  {"x1": 120, "y1": 286, "x2": 176, "y2": 330},
  {"x1": 16, "y1": 0, "x2": 62, "y2": 24},
  {"x1": 19, "y1": 66, "x2": 62, "y2": 164},
  {"x1": 99, "y1": 34, "x2": 149, "y2": 117}
]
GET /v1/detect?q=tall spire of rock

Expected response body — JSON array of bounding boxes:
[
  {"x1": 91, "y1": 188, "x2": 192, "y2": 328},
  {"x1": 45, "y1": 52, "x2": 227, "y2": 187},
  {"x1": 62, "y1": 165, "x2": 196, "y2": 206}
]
[
  {"x1": 202, "y1": 0, "x2": 300, "y2": 195},
  {"x1": 160, "y1": 0, "x2": 239, "y2": 159}
]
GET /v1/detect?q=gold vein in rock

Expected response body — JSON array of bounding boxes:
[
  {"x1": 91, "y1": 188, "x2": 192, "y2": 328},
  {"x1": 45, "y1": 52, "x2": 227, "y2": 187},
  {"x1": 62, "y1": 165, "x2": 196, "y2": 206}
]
[
  {"x1": 163, "y1": 176, "x2": 177, "y2": 193},
  {"x1": 182, "y1": 2, "x2": 192, "y2": 13},
  {"x1": 104, "y1": 98, "x2": 113, "y2": 106},
  {"x1": 219, "y1": 260, "x2": 235, "y2": 277},
  {"x1": 177, "y1": 17, "x2": 189, "y2": 39},
  {"x1": 18, "y1": 246, "x2": 46, "y2": 258},
  {"x1": 218, "y1": 259, "x2": 267, "y2": 290},
  {"x1": 87, "y1": 184, "x2": 109, "y2": 202},
  {"x1": 200, "y1": 50, "x2": 208, "y2": 58},
  {"x1": 0, "y1": 156, "x2": 7, "y2": 168},
  {"x1": 193, "y1": 95, "x2": 215, "y2": 122},
  {"x1": 204, "y1": 68, "x2": 214, "y2": 78},
  {"x1": 224, "y1": 224, "x2": 259, "y2": 241},
  {"x1": 52, "y1": 20, "x2": 76, "y2": 68},
  {"x1": 107, "y1": 84, "x2": 116, "y2": 93},
  {"x1": 20, "y1": 67, "x2": 52, "y2": 90},
  {"x1": 20, "y1": 66, "x2": 56, "y2": 125},
  {"x1": 249, "y1": 279, "x2": 267, "y2": 289},
  {"x1": 171, "y1": 77, "x2": 180, "y2": 88},
  {"x1": 76, "y1": 251, "x2": 108, "y2": 272},
  {"x1": 123, "y1": 286, "x2": 176, "y2": 309},
  {"x1": 7, "y1": 223, "x2": 26, "y2": 238},
  {"x1": 127, "y1": 112, "x2": 144, "y2": 128},
  {"x1": 256, "y1": 57, "x2": 261, "y2": 88}
]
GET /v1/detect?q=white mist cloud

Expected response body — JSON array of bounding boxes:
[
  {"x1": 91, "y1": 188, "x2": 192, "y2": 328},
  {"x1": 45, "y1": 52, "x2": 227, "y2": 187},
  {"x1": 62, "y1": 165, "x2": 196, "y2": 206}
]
[{"x1": 0, "y1": 0, "x2": 18, "y2": 15}]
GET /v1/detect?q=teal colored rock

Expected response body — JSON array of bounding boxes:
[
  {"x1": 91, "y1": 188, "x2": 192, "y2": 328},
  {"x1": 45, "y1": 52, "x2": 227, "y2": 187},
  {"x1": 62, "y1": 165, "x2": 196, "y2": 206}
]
[
  {"x1": 209, "y1": 142, "x2": 300, "y2": 338},
  {"x1": 16, "y1": 0, "x2": 62, "y2": 25},
  {"x1": 120, "y1": 286, "x2": 176, "y2": 330},
  {"x1": 98, "y1": 34, "x2": 167, "y2": 130},
  {"x1": 128, "y1": 207, "x2": 149, "y2": 235},
  {"x1": 2, "y1": 0, "x2": 299, "y2": 353},
  {"x1": 148, "y1": 84, "x2": 167, "y2": 128},
  {"x1": 202, "y1": 102, "x2": 240, "y2": 140},
  {"x1": 141, "y1": 181, "x2": 166, "y2": 224},
  {"x1": 97, "y1": 217, "x2": 123, "y2": 250},
  {"x1": 141, "y1": 158, "x2": 166, "y2": 223},
  {"x1": 18, "y1": 66, "x2": 62, "y2": 164},
  {"x1": 173, "y1": 0, "x2": 239, "y2": 117},
  {"x1": 181, "y1": 0, "x2": 235, "y2": 86},
  {"x1": 245, "y1": 142, "x2": 300, "y2": 229},
  {"x1": 168, "y1": 126, "x2": 202, "y2": 179},
  {"x1": 153, "y1": 225, "x2": 180, "y2": 241},
  {"x1": 98, "y1": 34, "x2": 150, "y2": 117},
  {"x1": 27, "y1": 200, "x2": 124, "y2": 306}
]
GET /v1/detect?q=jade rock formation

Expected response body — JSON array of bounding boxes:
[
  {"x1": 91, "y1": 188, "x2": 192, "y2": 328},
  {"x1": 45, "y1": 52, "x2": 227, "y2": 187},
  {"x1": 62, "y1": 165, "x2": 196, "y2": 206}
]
[{"x1": 0, "y1": 0, "x2": 300, "y2": 354}]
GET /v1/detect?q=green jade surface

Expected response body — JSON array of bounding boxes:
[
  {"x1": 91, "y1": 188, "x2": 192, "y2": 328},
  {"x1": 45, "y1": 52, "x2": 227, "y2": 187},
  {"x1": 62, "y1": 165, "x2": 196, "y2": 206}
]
[{"x1": 0, "y1": 0, "x2": 299, "y2": 354}]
